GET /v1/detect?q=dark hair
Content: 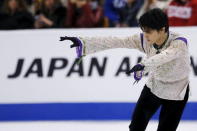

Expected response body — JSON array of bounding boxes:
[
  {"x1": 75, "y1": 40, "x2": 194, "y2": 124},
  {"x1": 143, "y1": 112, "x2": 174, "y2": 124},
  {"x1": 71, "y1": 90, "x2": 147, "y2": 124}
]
[{"x1": 139, "y1": 8, "x2": 169, "y2": 32}]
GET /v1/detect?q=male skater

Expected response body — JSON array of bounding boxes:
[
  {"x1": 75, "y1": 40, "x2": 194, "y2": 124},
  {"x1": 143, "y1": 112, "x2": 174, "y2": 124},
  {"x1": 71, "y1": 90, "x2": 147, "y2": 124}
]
[{"x1": 60, "y1": 8, "x2": 190, "y2": 131}]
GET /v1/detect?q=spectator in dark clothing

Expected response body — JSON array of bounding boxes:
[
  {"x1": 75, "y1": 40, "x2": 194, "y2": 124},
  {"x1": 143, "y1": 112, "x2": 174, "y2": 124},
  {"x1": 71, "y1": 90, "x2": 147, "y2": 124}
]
[
  {"x1": 34, "y1": 0, "x2": 66, "y2": 28},
  {"x1": 0, "y1": 0, "x2": 34, "y2": 30},
  {"x1": 65, "y1": 0, "x2": 103, "y2": 28},
  {"x1": 0, "y1": 0, "x2": 5, "y2": 8},
  {"x1": 25, "y1": 0, "x2": 33, "y2": 6},
  {"x1": 119, "y1": 0, "x2": 144, "y2": 27}
]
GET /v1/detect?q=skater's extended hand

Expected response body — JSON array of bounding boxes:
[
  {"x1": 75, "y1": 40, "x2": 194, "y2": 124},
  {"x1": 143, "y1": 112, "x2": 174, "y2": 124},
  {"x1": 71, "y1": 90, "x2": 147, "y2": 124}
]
[
  {"x1": 126, "y1": 64, "x2": 145, "y2": 84},
  {"x1": 126, "y1": 64, "x2": 145, "y2": 74},
  {"x1": 59, "y1": 36, "x2": 81, "y2": 48},
  {"x1": 59, "y1": 36, "x2": 84, "y2": 59}
]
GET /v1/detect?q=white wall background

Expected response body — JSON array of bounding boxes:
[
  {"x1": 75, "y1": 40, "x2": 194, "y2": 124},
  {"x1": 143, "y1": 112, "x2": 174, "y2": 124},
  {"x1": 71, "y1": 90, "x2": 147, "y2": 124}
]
[{"x1": 0, "y1": 27, "x2": 197, "y2": 103}]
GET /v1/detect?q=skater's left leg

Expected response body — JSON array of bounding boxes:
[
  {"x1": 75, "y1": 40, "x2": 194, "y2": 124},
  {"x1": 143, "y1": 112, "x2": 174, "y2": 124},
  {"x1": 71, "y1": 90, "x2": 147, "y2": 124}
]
[{"x1": 157, "y1": 86, "x2": 189, "y2": 131}]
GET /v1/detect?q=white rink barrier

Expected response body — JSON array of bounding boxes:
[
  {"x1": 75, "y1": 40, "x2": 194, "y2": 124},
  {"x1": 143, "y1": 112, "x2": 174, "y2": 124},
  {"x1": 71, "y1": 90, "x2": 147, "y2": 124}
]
[{"x1": 0, "y1": 27, "x2": 197, "y2": 121}]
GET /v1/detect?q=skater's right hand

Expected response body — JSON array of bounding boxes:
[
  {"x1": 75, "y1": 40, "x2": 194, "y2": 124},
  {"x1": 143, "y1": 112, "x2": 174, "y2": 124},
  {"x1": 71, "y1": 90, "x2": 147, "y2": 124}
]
[
  {"x1": 59, "y1": 36, "x2": 81, "y2": 48},
  {"x1": 126, "y1": 64, "x2": 145, "y2": 74},
  {"x1": 126, "y1": 64, "x2": 145, "y2": 85}
]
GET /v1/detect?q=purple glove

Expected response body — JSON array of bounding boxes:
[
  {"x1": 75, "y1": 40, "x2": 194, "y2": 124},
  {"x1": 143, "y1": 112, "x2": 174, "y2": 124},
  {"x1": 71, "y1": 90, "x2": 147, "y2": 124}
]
[
  {"x1": 126, "y1": 64, "x2": 145, "y2": 84},
  {"x1": 59, "y1": 36, "x2": 83, "y2": 58},
  {"x1": 126, "y1": 64, "x2": 145, "y2": 74},
  {"x1": 134, "y1": 70, "x2": 143, "y2": 82}
]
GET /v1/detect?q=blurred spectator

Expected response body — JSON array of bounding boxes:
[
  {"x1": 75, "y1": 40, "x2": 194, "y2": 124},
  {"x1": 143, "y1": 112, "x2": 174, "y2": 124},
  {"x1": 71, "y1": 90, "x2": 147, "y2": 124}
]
[
  {"x1": 119, "y1": 0, "x2": 144, "y2": 27},
  {"x1": 90, "y1": 0, "x2": 104, "y2": 27},
  {"x1": 104, "y1": 0, "x2": 126, "y2": 27},
  {"x1": 34, "y1": 0, "x2": 66, "y2": 28},
  {"x1": 157, "y1": 0, "x2": 172, "y2": 10},
  {"x1": 0, "y1": 0, "x2": 5, "y2": 8},
  {"x1": 65, "y1": 0, "x2": 103, "y2": 28},
  {"x1": 25, "y1": 0, "x2": 34, "y2": 12},
  {"x1": 136, "y1": 0, "x2": 161, "y2": 20},
  {"x1": 25, "y1": 0, "x2": 33, "y2": 5},
  {"x1": 31, "y1": 0, "x2": 42, "y2": 14},
  {"x1": 0, "y1": 0, "x2": 34, "y2": 30},
  {"x1": 61, "y1": 0, "x2": 68, "y2": 6},
  {"x1": 167, "y1": 0, "x2": 197, "y2": 26}
]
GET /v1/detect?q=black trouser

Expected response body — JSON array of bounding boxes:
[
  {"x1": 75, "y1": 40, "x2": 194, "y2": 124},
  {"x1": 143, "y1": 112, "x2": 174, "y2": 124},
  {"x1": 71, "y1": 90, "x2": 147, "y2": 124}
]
[{"x1": 129, "y1": 85, "x2": 189, "y2": 131}]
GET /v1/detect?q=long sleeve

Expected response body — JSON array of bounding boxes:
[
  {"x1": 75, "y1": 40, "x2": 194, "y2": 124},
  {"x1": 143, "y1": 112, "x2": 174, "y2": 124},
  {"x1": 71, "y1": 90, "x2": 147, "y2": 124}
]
[
  {"x1": 80, "y1": 34, "x2": 145, "y2": 56},
  {"x1": 141, "y1": 39, "x2": 188, "y2": 71}
]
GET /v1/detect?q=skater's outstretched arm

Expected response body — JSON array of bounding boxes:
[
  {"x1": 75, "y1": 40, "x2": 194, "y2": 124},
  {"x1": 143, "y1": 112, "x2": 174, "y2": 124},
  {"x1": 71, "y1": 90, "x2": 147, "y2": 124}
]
[{"x1": 59, "y1": 34, "x2": 146, "y2": 58}]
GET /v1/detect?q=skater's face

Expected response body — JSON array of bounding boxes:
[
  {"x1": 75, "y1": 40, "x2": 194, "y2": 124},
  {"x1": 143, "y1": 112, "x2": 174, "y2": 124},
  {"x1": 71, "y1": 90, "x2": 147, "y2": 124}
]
[{"x1": 141, "y1": 27, "x2": 165, "y2": 45}]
